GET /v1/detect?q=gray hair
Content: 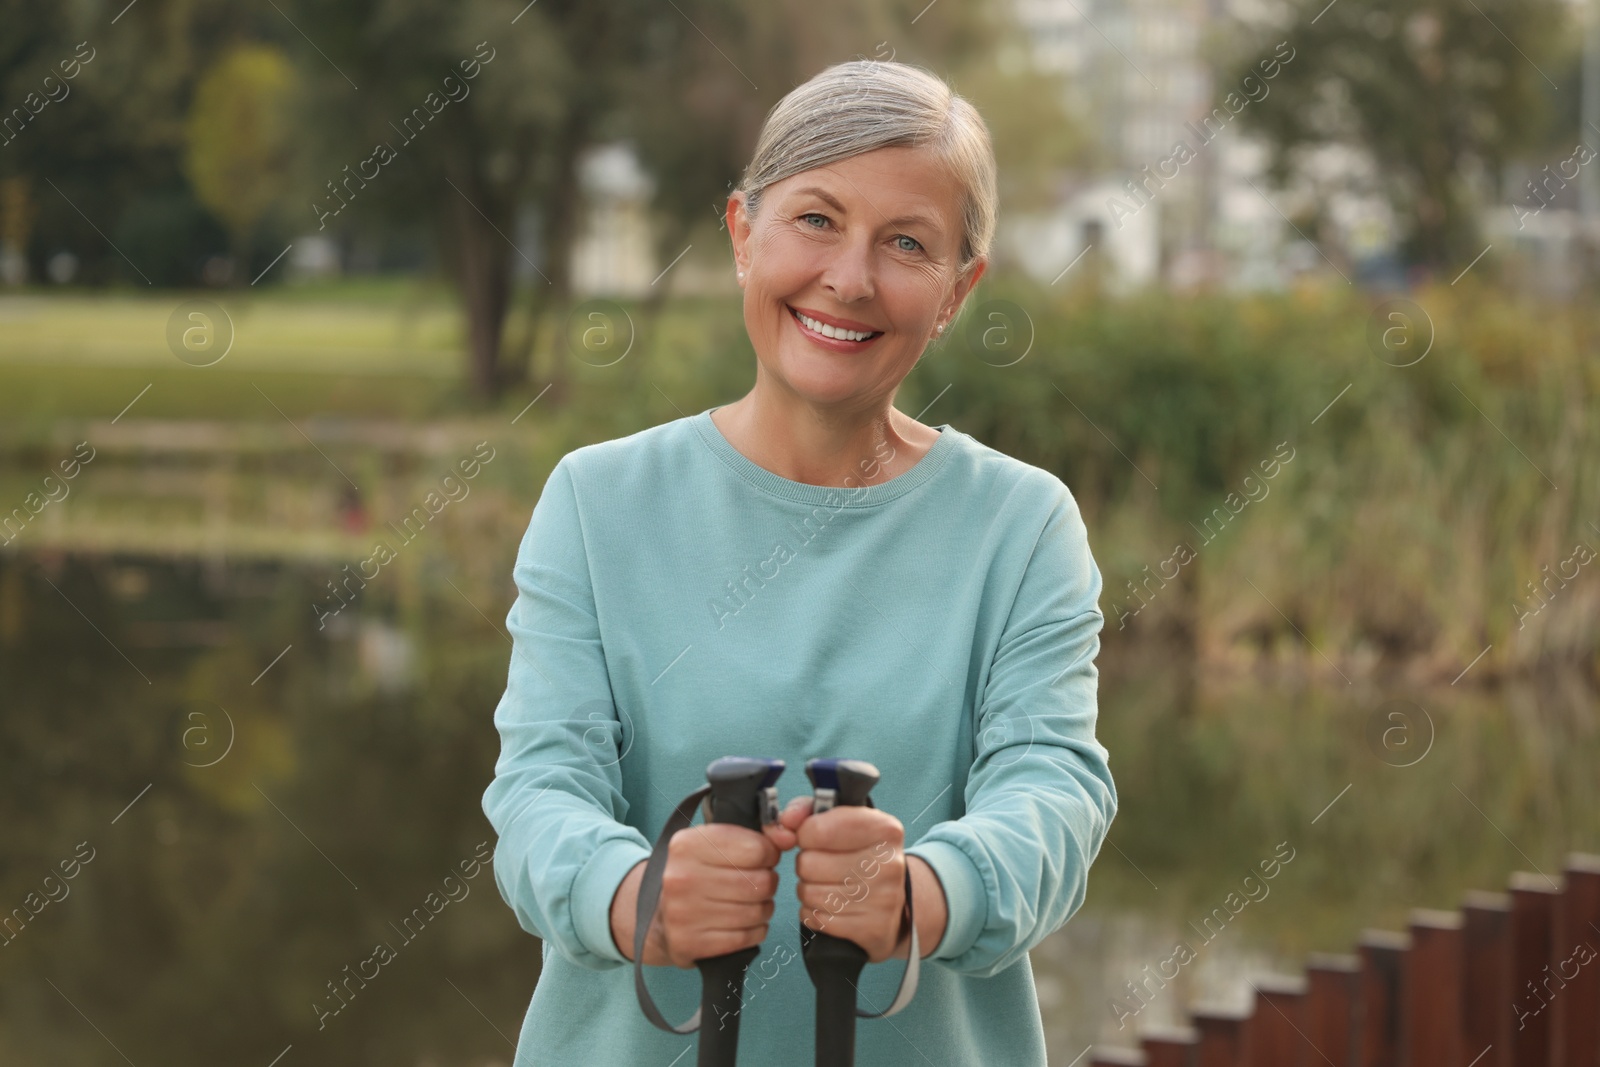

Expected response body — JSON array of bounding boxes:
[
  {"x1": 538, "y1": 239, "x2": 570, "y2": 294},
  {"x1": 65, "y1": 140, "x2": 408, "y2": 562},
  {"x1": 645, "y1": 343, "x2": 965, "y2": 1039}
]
[{"x1": 736, "y1": 59, "x2": 998, "y2": 280}]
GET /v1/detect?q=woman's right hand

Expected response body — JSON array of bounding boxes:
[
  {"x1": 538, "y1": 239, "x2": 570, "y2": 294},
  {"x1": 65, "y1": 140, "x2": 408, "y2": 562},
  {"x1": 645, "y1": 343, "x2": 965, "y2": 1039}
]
[{"x1": 611, "y1": 819, "x2": 795, "y2": 968}]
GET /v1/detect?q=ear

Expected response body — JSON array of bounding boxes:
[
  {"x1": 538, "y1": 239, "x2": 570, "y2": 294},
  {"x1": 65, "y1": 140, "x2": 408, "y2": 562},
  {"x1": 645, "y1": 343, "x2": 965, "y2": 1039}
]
[
  {"x1": 727, "y1": 192, "x2": 752, "y2": 277},
  {"x1": 940, "y1": 255, "x2": 989, "y2": 327}
]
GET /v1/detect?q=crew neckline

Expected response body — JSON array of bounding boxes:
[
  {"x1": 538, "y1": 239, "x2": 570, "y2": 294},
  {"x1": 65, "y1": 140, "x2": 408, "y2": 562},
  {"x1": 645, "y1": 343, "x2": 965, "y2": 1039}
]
[{"x1": 691, "y1": 406, "x2": 958, "y2": 507}]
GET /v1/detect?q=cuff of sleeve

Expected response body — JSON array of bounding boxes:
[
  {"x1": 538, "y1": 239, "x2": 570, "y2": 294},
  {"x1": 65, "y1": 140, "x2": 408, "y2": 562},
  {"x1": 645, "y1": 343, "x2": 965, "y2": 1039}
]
[
  {"x1": 905, "y1": 839, "x2": 987, "y2": 961},
  {"x1": 571, "y1": 837, "x2": 653, "y2": 965}
]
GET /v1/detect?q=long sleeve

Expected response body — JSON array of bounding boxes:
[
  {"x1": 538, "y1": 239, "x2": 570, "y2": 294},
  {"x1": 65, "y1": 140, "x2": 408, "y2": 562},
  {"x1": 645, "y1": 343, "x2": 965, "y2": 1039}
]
[
  {"x1": 904, "y1": 480, "x2": 1117, "y2": 980},
  {"x1": 481, "y1": 456, "x2": 652, "y2": 971}
]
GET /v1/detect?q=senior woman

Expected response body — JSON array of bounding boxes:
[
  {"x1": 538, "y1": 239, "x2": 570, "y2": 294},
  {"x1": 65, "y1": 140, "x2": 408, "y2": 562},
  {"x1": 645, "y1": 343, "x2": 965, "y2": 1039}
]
[{"x1": 481, "y1": 59, "x2": 1116, "y2": 1065}]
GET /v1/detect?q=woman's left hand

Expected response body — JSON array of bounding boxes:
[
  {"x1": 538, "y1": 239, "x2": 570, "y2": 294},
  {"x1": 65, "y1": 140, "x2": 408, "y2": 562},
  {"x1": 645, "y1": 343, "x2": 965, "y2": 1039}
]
[{"x1": 780, "y1": 795, "x2": 907, "y2": 963}]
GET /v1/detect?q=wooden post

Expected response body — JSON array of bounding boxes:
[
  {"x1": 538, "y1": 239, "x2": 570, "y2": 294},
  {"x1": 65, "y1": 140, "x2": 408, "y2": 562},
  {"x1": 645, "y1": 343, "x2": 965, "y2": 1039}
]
[
  {"x1": 1551, "y1": 854, "x2": 1600, "y2": 1067},
  {"x1": 1247, "y1": 976, "x2": 1309, "y2": 1067},
  {"x1": 1306, "y1": 952, "x2": 1360, "y2": 1066},
  {"x1": 1092, "y1": 1048, "x2": 1148, "y2": 1067},
  {"x1": 1142, "y1": 1025, "x2": 1198, "y2": 1067},
  {"x1": 1510, "y1": 872, "x2": 1560, "y2": 1067},
  {"x1": 1463, "y1": 890, "x2": 1513, "y2": 1067},
  {"x1": 1358, "y1": 930, "x2": 1408, "y2": 1067},
  {"x1": 1193, "y1": 1008, "x2": 1248, "y2": 1067},
  {"x1": 1406, "y1": 909, "x2": 1464, "y2": 1067}
]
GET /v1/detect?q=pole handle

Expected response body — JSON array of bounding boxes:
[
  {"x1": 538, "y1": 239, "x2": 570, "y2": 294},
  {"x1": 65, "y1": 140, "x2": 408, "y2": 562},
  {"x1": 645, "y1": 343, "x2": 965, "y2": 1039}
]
[
  {"x1": 694, "y1": 757, "x2": 785, "y2": 1067},
  {"x1": 633, "y1": 755, "x2": 785, "y2": 1066}
]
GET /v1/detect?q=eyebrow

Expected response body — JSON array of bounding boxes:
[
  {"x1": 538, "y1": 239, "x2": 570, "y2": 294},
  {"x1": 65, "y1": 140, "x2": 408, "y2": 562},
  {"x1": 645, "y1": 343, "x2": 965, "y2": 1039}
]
[{"x1": 791, "y1": 186, "x2": 942, "y2": 232}]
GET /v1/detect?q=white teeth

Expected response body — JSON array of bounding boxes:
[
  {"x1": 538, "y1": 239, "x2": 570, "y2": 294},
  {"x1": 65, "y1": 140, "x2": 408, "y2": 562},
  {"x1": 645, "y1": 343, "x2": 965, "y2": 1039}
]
[{"x1": 795, "y1": 310, "x2": 875, "y2": 342}]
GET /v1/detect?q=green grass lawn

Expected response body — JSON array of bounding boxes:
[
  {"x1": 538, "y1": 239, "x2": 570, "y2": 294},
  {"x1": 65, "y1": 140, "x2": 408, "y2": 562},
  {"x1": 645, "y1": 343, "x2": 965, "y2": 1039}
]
[
  {"x1": 0, "y1": 279, "x2": 483, "y2": 424},
  {"x1": 0, "y1": 280, "x2": 756, "y2": 428}
]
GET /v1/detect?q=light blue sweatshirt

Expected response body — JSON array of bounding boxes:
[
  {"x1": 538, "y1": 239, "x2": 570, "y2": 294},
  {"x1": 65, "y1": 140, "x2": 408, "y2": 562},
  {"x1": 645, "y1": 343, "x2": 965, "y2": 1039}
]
[{"x1": 481, "y1": 406, "x2": 1117, "y2": 1066}]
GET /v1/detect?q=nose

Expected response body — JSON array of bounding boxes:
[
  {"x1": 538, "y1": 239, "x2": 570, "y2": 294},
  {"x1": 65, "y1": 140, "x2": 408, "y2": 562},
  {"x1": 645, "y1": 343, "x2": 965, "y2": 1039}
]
[{"x1": 820, "y1": 232, "x2": 875, "y2": 304}]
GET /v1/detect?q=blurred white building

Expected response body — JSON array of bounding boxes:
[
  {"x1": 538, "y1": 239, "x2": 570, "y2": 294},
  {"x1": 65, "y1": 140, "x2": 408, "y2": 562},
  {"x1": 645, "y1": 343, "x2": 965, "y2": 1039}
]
[
  {"x1": 570, "y1": 143, "x2": 659, "y2": 297},
  {"x1": 1487, "y1": 148, "x2": 1600, "y2": 300},
  {"x1": 1006, "y1": 0, "x2": 1398, "y2": 291},
  {"x1": 556, "y1": 141, "x2": 736, "y2": 298},
  {"x1": 1004, "y1": 178, "x2": 1160, "y2": 293}
]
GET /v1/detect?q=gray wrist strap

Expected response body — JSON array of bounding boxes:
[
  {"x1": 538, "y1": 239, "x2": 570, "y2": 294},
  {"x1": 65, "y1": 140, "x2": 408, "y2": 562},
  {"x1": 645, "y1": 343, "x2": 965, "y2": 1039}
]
[
  {"x1": 633, "y1": 783, "x2": 713, "y2": 1033},
  {"x1": 859, "y1": 862, "x2": 919, "y2": 1017}
]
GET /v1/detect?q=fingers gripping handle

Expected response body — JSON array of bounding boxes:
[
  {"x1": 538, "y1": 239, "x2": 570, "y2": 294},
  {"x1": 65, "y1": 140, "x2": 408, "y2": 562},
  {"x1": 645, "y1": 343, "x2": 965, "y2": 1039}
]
[
  {"x1": 695, "y1": 758, "x2": 784, "y2": 1066},
  {"x1": 800, "y1": 759, "x2": 921, "y2": 1067},
  {"x1": 633, "y1": 757, "x2": 785, "y2": 1067}
]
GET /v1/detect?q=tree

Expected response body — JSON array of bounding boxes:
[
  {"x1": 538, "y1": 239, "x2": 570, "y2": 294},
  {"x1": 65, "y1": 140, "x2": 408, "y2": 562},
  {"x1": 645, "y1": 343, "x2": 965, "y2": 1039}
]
[
  {"x1": 0, "y1": 0, "x2": 265, "y2": 285},
  {"x1": 183, "y1": 43, "x2": 295, "y2": 281},
  {"x1": 1223, "y1": 0, "x2": 1569, "y2": 271},
  {"x1": 280, "y1": 0, "x2": 666, "y2": 402}
]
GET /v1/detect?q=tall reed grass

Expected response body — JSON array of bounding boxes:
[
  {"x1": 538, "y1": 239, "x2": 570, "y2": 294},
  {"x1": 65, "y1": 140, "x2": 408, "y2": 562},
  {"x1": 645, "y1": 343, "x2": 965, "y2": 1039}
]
[{"x1": 582, "y1": 276, "x2": 1599, "y2": 683}]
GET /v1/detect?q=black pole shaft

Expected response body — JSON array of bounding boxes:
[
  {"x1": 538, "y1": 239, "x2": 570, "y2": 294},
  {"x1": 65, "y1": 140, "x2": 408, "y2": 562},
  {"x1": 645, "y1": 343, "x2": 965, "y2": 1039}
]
[
  {"x1": 697, "y1": 945, "x2": 759, "y2": 1067},
  {"x1": 806, "y1": 928, "x2": 869, "y2": 1063}
]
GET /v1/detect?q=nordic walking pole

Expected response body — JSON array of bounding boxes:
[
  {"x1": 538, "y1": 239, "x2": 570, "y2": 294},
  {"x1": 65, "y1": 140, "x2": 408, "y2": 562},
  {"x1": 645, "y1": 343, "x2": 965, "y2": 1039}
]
[
  {"x1": 800, "y1": 758, "x2": 881, "y2": 1067},
  {"x1": 696, "y1": 757, "x2": 785, "y2": 1066},
  {"x1": 633, "y1": 756, "x2": 785, "y2": 1067}
]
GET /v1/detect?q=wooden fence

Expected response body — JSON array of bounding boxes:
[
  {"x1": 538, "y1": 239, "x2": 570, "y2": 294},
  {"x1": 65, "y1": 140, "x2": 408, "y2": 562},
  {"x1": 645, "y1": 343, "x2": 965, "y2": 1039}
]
[{"x1": 1091, "y1": 853, "x2": 1600, "y2": 1067}]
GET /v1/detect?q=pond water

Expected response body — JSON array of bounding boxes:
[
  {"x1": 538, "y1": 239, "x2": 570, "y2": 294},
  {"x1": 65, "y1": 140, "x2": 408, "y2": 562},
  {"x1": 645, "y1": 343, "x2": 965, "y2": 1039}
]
[{"x1": 1, "y1": 552, "x2": 1595, "y2": 1065}]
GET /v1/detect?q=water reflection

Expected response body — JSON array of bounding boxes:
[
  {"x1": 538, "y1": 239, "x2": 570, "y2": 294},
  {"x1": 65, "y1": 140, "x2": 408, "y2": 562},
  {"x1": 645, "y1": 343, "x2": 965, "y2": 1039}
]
[
  {"x1": 1037, "y1": 650, "x2": 1599, "y2": 1061},
  {"x1": 0, "y1": 552, "x2": 532, "y2": 1066},
  {"x1": 1, "y1": 553, "x2": 1595, "y2": 1064}
]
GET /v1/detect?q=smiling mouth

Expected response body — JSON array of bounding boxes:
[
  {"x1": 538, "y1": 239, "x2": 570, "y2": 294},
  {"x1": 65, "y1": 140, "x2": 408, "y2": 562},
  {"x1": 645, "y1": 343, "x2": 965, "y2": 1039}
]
[{"x1": 787, "y1": 305, "x2": 884, "y2": 348}]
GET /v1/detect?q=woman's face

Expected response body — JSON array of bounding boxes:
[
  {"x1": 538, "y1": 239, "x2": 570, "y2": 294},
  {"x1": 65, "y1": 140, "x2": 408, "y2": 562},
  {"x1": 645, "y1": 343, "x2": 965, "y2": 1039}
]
[{"x1": 727, "y1": 144, "x2": 987, "y2": 412}]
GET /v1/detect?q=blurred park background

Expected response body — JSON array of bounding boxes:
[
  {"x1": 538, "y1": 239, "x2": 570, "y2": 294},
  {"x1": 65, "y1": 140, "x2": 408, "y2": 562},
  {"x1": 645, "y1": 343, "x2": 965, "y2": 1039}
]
[{"x1": 2, "y1": 0, "x2": 1599, "y2": 1063}]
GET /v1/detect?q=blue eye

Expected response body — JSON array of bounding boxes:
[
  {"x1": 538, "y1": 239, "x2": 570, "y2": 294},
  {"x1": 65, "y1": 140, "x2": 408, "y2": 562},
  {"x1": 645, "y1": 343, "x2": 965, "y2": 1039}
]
[
  {"x1": 896, "y1": 235, "x2": 923, "y2": 253},
  {"x1": 801, "y1": 213, "x2": 828, "y2": 228}
]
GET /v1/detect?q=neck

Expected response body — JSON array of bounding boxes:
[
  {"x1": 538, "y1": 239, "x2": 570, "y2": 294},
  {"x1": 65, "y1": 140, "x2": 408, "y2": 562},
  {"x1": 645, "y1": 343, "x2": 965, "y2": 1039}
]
[{"x1": 712, "y1": 384, "x2": 925, "y2": 488}]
